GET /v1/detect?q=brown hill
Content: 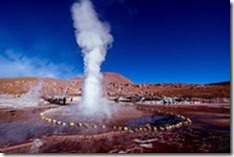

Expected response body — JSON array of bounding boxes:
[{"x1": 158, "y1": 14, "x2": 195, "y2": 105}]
[
  {"x1": 0, "y1": 72, "x2": 132, "y2": 96},
  {"x1": 103, "y1": 72, "x2": 132, "y2": 84},
  {"x1": 206, "y1": 81, "x2": 230, "y2": 86},
  {"x1": 71, "y1": 72, "x2": 132, "y2": 85},
  {"x1": 0, "y1": 73, "x2": 230, "y2": 98}
]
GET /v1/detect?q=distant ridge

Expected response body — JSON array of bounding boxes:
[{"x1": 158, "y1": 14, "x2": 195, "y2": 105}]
[
  {"x1": 71, "y1": 72, "x2": 132, "y2": 84},
  {"x1": 0, "y1": 73, "x2": 230, "y2": 98},
  {"x1": 102, "y1": 72, "x2": 132, "y2": 84},
  {"x1": 206, "y1": 81, "x2": 230, "y2": 86}
]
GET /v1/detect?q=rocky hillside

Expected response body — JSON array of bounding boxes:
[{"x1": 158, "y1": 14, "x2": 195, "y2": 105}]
[
  {"x1": 103, "y1": 72, "x2": 132, "y2": 84},
  {"x1": 0, "y1": 72, "x2": 230, "y2": 98}
]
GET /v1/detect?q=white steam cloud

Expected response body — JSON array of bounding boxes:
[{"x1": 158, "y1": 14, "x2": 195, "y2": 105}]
[
  {"x1": 71, "y1": 0, "x2": 113, "y2": 116},
  {"x1": 0, "y1": 50, "x2": 77, "y2": 79},
  {"x1": 0, "y1": 79, "x2": 46, "y2": 108}
]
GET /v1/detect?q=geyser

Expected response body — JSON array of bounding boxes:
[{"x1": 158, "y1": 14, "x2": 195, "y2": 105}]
[
  {"x1": 71, "y1": 0, "x2": 113, "y2": 116},
  {"x1": 0, "y1": 79, "x2": 44, "y2": 108}
]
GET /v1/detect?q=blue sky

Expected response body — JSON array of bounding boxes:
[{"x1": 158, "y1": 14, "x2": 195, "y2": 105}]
[{"x1": 0, "y1": 0, "x2": 230, "y2": 84}]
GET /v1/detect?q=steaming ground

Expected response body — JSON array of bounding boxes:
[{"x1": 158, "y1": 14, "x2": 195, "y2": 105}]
[
  {"x1": 44, "y1": 102, "x2": 119, "y2": 124},
  {"x1": 0, "y1": 93, "x2": 47, "y2": 109},
  {"x1": 0, "y1": 102, "x2": 230, "y2": 153},
  {"x1": 0, "y1": 103, "x2": 148, "y2": 147},
  {"x1": 43, "y1": 102, "x2": 148, "y2": 126},
  {"x1": 0, "y1": 79, "x2": 46, "y2": 108},
  {"x1": 0, "y1": 104, "x2": 107, "y2": 147}
]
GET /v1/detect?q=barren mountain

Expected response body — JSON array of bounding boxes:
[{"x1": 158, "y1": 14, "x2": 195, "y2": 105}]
[
  {"x1": 102, "y1": 72, "x2": 132, "y2": 84},
  {"x1": 0, "y1": 72, "x2": 230, "y2": 98}
]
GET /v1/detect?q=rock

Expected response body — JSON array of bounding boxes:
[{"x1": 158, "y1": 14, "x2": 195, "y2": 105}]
[{"x1": 29, "y1": 139, "x2": 43, "y2": 153}]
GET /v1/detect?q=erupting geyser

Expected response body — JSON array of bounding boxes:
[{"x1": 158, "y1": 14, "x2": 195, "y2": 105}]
[{"x1": 71, "y1": 0, "x2": 113, "y2": 116}]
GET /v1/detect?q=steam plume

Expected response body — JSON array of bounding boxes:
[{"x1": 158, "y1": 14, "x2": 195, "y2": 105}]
[{"x1": 71, "y1": 0, "x2": 113, "y2": 116}]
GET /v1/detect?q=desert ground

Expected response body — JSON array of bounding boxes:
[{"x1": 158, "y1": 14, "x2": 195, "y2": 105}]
[
  {"x1": 0, "y1": 102, "x2": 230, "y2": 153},
  {"x1": 0, "y1": 73, "x2": 230, "y2": 153}
]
